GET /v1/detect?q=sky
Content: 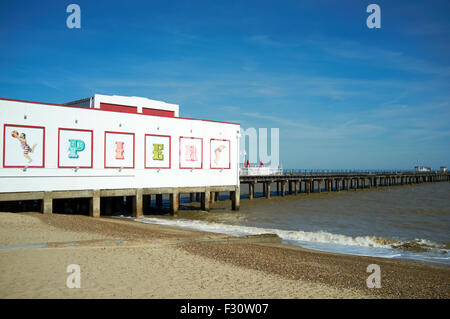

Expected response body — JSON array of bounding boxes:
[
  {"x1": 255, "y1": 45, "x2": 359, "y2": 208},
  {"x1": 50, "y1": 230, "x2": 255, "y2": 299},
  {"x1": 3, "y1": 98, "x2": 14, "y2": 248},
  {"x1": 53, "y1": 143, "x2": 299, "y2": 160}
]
[{"x1": 0, "y1": 0, "x2": 449, "y2": 170}]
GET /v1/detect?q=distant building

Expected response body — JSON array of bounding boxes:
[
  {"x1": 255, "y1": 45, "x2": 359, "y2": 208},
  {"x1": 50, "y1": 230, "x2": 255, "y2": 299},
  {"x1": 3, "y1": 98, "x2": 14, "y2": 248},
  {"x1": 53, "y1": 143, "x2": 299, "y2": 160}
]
[
  {"x1": 414, "y1": 166, "x2": 432, "y2": 172},
  {"x1": 440, "y1": 166, "x2": 448, "y2": 173}
]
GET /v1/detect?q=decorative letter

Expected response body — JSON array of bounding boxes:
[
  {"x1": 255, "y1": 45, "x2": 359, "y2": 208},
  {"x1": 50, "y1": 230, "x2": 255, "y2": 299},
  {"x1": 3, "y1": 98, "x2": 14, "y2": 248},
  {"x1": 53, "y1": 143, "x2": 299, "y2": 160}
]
[
  {"x1": 115, "y1": 141, "x2": 125, "y2": 160},
  {"x1": 152, "y1": 144, "x2": 164, "y2": 161},
  {"x1": 185, "y1": 145, "x2": 197, "y2": 162},
  {"x1": 68, "y1": 139, "x2": 85, "y2": 159}
]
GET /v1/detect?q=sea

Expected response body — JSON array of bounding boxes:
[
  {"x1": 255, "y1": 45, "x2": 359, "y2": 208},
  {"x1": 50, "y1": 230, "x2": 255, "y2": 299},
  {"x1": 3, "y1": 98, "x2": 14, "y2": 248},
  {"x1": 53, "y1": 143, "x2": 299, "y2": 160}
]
[{"x1": 123, "y1": 182, "x2": 450, "y2": 265}]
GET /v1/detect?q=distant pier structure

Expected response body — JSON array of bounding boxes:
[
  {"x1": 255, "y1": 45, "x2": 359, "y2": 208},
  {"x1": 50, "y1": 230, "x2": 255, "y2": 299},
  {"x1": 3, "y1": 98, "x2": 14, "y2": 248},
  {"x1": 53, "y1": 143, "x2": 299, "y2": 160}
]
[{"x1": 240, "y1": 169, "x2": 450, "y2": 200}]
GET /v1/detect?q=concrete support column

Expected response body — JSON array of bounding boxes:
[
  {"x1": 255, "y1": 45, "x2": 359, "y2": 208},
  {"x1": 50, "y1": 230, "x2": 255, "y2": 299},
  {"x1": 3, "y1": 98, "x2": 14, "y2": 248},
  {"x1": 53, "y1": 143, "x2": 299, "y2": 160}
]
[
  {"x1": 89, "y1": 190, "x2": 100, "y2": 218},
  {"x1": 249, "y1": 183, "x2": 254, "y2": 200},
  {"x1": 210, "y1": 192, "x2": 215, "y2": 204},
  {"x1": 281, "y1": 181, "x2": 286, "y2": 197},
  {"x1": 170, "y1": 192, "x2": 179, "y2": 215},
  {"x1": 190, "y1": 193, "x2": 195, "y2": 202},
  {"x1": 42, "y1": 192, "x2": 53, "y2": 214},
  {"x1": 132, "y1": 188, "x2": 143, "y2": 218},
  {"x1": 318, "y1": 180, "x2": 321, "y2": 193},
  {"x1": 262, "y1": 182, "x2": 266, "y2": 197},
  {"x1": 277, "y1": 182, "x2": 280, "y2": 195},
  {"x1": 288, "y1": 181, "x2": 293, "y2": 195},
  {"x1": 294, "y1": 181, "x2": 298, "y2": 195},
  {"x1": 337, "y1": 179, "x2": 341, "y2": 192},
  {"x1": 201, "y1": 191, "x2": 210, "y2": 211},
  {"x1": 231, "y1": 187, "x2": 240, "y2": 211},
  {"x1": 266, "y1": 182, "x2": 271, "y2": 199},
  {"x1": 306, "y1": 181, "x2": 310, "y2": 194}
]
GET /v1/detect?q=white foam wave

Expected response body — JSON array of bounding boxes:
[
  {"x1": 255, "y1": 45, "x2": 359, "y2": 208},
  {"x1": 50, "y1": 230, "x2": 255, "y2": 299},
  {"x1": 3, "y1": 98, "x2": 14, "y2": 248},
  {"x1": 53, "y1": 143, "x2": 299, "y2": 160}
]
[{"x1": 131, "y1": 216, "x2": 394, "y2": 249}]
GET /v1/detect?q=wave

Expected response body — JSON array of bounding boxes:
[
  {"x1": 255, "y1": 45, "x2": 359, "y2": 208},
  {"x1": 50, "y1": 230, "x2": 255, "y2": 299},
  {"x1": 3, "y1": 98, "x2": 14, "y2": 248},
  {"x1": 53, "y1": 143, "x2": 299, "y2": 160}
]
[{"x1": 128, "y1": 216, "x2": 448, "y2": 255}]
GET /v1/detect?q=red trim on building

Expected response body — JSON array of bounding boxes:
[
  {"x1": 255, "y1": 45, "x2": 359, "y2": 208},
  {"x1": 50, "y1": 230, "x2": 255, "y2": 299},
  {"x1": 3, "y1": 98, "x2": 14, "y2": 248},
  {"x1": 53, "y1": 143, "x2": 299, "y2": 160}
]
[
  {"x1": 104, "y1": 131, "x2": 135, "y2": 169},
  {"x1": 210, "y1": 138, "x2": 231, "y2": 169},
  {"x1": 57, "y1": 128, "x2": 94, "y2": 168},
  {"x1": 3, "y1": 124, "x2": 46, "y2": 168},
  {"x1": 142, "y1": 107, "x2": 175, "y2": 118},
  {"x1": 100, "y1": 102, "x2": 138, "y2": 114},
  {"x1": 179, "y1": 136, "x2": 203, "y2": 169},
  {"x1": 144, "y1": 134, "x2": 171, "y2": 169}
]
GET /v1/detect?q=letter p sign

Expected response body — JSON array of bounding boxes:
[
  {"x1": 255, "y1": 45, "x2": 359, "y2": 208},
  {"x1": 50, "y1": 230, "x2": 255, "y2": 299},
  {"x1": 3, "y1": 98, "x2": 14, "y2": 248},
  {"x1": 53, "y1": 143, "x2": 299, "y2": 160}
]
[{"x1": 68, "y1": 139, "x2": 85, "y2": 159}]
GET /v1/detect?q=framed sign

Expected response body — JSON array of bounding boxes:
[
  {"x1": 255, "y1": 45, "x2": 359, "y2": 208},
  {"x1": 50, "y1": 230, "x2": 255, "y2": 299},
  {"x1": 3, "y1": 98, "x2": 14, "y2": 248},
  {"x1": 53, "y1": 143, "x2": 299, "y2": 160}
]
[
  {"x1": 145, "y1": 134, "x2": 171, "y2": 169},
  {"x1": 179, "y1": 136, "x2": 203, "y2": 169},
  {"x1": 3, "y1": 124, "x2": 45, "y2": 168},
  {"x1": 104, "y1": 131, "x2": 135, "y2": 169},
  {"x1": 58, "y1": 128, "x2": 93, "y2": 168},
  {"x1": 210, "y1": 138, "x2": 231, "y2": 169}
]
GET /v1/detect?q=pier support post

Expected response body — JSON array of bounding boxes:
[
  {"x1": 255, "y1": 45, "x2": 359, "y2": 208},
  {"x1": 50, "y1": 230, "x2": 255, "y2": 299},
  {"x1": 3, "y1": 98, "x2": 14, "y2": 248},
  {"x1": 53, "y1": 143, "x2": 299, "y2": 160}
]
[
  {"x1": 276, "y1": 182, "x2": 280, "y2": 195},
  {"x1": 318, "y1": 180, "x2": 321, "y2": 193},
  {"x1": 42, "y1": 192, "x2": 53, "y2": 214},
  {"x1": 306, "y1": 181, "x2": 310, "y2": 194},
  {"x1": 249, "y1": 183, "x2": 254, "y2": 200},
  {"x1": 262, "y1": 182, "x2": 266, "y2": 197},
  {"x1": 170, "y1": 192, "x2": 179, "y2": 215},
  {"x1": 210, "y1": 192, "x2": 215, "y2": 204},
  {"x1": 231, "y1": 187, "x2": 240, "y2": 211},
  {"x1": 190, "y1": 193, "x2": 195, "y2": 202},
  {"x1": 294, "y1": 181, "x2": 298, "y2": 195},
  {"x1": 281, "y1": 181, "x2": 286, "y2": 197},
  {"x1": 89, "y1": 190, "x2": 100, "y2": 218},
  {"x1": 201, "y1": 190, "x2": 210, "y2": 211},
  {"x1": 266, "y1": 182, "x2": 271, "y2": 199},
  {"x1": 132, "y1": 188, "x2": 143, "y2": 218},
  {"x1": 288, "y1": 181, "x2": 292, "y2": 195}
]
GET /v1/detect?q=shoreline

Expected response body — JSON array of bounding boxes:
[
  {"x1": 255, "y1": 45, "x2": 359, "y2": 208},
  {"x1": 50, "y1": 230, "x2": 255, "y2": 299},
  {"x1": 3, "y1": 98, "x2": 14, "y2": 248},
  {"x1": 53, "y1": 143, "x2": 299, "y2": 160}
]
[{"x1": 0, "y1": 212, "x2": 449, "y2": 298}]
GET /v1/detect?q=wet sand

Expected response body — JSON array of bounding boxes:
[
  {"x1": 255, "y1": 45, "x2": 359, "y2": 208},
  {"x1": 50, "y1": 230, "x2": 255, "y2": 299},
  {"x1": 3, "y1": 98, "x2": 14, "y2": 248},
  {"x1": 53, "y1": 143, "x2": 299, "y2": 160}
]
[{"x1": 0, "y1": 212, "x2": 448, "y2": 298}]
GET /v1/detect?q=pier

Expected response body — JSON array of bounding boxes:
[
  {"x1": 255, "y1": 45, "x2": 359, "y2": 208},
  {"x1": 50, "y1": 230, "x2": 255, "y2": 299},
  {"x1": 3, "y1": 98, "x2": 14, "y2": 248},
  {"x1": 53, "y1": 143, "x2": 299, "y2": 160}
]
[
  {"x1": 0, "y1": 172, "x2": 448, "y2": 217},
  {"x1": 240, "y1": 172, "x2": 450, "y2": 200}
]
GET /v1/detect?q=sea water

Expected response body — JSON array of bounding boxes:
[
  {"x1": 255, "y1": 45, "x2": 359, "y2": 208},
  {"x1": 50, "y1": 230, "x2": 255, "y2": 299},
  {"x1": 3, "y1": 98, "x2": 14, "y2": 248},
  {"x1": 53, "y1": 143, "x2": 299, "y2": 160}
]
[{"x1": 126, "y1": 182, "x2": 450, "y2": 265}]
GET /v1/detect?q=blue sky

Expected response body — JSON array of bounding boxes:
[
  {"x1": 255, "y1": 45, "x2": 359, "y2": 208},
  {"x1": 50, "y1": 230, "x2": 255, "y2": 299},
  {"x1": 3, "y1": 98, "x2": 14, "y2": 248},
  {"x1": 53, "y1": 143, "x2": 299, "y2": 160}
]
[{"x1": 0, "y1": 0, "x2": 449, "y2": 169}]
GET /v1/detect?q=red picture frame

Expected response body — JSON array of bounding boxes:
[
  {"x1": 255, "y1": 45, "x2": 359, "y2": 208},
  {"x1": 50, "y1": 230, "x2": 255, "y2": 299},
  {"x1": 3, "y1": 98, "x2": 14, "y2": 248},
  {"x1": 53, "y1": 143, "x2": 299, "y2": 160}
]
[
  {"x1": 210, "y1": 138, "x2": 231, "y2": 169},
  {"x1": 3, "y1": 123, "x2": 46, "y2": 168},
  {"x1": 104, "y1": 131, "x2": 135, "y2": 169},
  {"x1": 144, "y1": 134, "x2": 171, "y2": 169},
  {"x1": 179, "y1": 136, "x2": 203, "y2": 169},
  {"x1": 57, "y1": 128, "x2": 94, "y2": 168}
]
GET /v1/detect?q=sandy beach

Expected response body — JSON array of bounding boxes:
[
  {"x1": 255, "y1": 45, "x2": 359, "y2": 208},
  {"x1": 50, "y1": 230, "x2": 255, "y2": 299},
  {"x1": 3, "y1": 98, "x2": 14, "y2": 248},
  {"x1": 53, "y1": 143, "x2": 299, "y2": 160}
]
[{"x1": 0, "y1": 212, "x2": 448, "y2": 299}]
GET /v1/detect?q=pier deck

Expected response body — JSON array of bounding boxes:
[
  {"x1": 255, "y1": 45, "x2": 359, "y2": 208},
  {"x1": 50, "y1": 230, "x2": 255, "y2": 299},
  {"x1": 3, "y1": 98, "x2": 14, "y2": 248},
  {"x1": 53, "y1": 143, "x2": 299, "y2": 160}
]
[{"x1": 0, "y1": 172, "x2": 448, "y2": 216}]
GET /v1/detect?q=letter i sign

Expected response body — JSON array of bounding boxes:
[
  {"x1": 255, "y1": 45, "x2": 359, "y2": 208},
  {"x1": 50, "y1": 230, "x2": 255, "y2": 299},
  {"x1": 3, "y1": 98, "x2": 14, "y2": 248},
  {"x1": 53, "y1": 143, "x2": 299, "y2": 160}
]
[{"x1": 115, "y1": 141, "x2": 125, "y2": 160}]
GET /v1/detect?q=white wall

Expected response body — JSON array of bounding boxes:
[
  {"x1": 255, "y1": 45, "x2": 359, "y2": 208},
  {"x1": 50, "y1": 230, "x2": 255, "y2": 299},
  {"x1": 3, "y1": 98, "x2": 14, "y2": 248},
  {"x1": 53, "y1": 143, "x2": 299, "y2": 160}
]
[{"x1": 0, "y1": 99, "x2": 240, "y2": 193}]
